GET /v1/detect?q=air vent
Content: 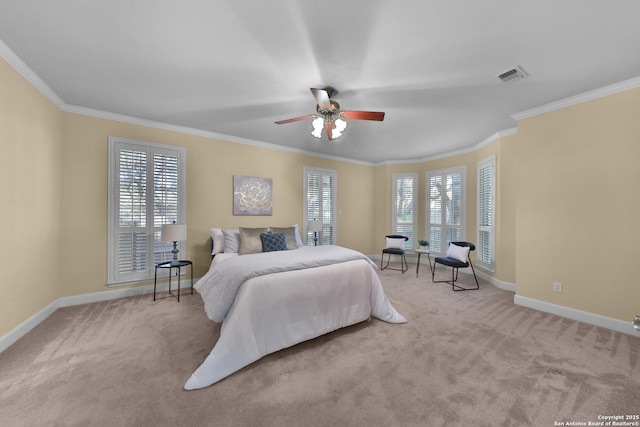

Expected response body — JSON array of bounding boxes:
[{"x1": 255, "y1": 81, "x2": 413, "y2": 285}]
[{"x1": 498, "y1": 66, "x2": 528, "y2": 83}]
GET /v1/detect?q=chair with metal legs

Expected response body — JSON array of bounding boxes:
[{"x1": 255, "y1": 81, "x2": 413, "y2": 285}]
[
  {"x1": 381, "y1": 235, "x2": 409, "y2": 274},
  {"x1": 432, "y1": 241, "x2": 479, "y2": 291}
]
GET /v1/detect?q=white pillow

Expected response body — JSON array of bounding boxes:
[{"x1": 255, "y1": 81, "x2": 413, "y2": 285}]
[
  {"x1": 222, "y1": 229, "x2": 240, "y2": 253},
  {"x1": 293, "y1": 224, "x2": 304, "y2": 247},
  {"x1": 210, "y1": 228, "x2": 225, "y2": 255},
  {"x1": 446, "y1": 243, "x2": 470, "y2": 262},
  {"x1": 385, "y1": 237, "x2": 406, "y2": 250}
]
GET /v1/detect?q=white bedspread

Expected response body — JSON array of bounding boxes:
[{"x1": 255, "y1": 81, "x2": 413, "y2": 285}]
[
  {"x1": 184, "y1": 247, "x2": 406, "y2": 390},
  {"x1": 195, "y1": 245, "x2": 378, "y2": 322}
]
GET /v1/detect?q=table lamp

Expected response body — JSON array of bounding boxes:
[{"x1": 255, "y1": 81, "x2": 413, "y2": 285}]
[
  {"x1": 308, "y1": 219, "x2": 322, "y2": 246},
  {"x1": 161, "y1": 223, "x2": 187, "y2": 265}
]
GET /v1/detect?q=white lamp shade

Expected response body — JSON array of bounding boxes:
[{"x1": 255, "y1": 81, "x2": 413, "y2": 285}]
[
  {"x1": 161, "y1": 224, "x2": 187, "y2": 242},
  {"x1": 308, "y1": 220, "x2": 322, "y2": 233}
]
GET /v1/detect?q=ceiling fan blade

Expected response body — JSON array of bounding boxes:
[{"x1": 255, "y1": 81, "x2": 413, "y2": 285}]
[
  {"x1": 324, "y1": 121, "x2": 335, "y2": 140},
  {"x1": 274, "y1": 114, "x2": 315, "y2": 125},
  {"x1": 310, "y1": 88, "x2": 332, "y2": 109},
  {"x1": 341, "y1": 110, "x2": 385, "y2": 121}
]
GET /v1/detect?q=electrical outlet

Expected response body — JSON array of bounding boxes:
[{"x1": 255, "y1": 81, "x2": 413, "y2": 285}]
[{"x1": 553, "y1": 282, "x2": 563, "y2": 293}]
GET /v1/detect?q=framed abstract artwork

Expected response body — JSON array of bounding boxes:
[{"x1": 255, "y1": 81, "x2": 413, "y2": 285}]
[{"x1": 233, "y1": 175, "x2": 273, "y2": 216}]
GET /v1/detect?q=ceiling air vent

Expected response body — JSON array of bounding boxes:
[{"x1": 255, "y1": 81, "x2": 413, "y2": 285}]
[{"x1": 498, "y1": 66, "x2": 528, "y2": 83}]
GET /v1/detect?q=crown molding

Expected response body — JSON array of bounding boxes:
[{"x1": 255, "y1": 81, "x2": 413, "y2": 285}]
[
  {"x1": 511, "y1": 76, "x2": 640, "y2": 121},
  {"x1": 0, "y1": 38, "x2": 66, "y2": 108},
  {"x1": 63, "y1": 104, "x2": 375, "y2": 167},
  {"x1": 1, "y1": 37, "x2": 374, "y2": 167},
  {"x1": 5, "y1": 35, "x2": 636, "y2": 166},
  {"x1": 375, "y1": 127, "x2": 518, "y2": 166}
]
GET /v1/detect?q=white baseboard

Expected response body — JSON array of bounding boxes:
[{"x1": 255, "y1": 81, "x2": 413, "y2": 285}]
[
  {"x1": 514, "y1": 295, "x2": 639, "y2": 337},
  {"x1": 0, "y1": 281, "x2": 195, "y2": 354},
  {"x1": 372, "y1": 253, "x2": 638, "y2": 336},
  {"x1": 0, "y1": 301, "x2": 60, "y2": 354},
  {"x1": 474, "y1": 270, "x2": 516, "y2": 292}
]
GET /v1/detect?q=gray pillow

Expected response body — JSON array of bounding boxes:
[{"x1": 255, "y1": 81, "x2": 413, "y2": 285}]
[
  {"x1": 269, "y1": 226, "x2": 297, "y2": 250},
  {"x1": 239, "y1": 227, "x2": 269, "y2": 255}
]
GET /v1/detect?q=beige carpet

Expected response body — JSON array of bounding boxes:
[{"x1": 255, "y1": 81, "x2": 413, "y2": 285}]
[{"x1": 1, "y1": 266, "x2": 639, "y2": 427}]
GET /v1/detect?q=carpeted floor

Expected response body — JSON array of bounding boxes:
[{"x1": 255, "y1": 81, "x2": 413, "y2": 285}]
[{"x1": 1, "y1": 265, "x2": 639, "y2": 427}]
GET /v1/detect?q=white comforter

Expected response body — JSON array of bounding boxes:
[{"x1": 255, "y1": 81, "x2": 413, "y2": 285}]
[
  {"x1": 184, "y1": 246, "x2": 406, "y2": 390},
  {"x1": 196, "y1": 245, "x2": 388, "y2": 322}
]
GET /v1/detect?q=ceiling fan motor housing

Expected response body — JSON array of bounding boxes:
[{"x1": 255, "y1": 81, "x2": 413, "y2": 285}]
[{"x1": 317, "y1": 100, "x2": 341, "y2": 117}]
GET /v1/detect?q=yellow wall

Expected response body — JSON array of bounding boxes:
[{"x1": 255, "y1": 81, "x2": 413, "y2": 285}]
[
  {"x1": 59, "y1": 114, "x2": 377, "y2": 298},
  {"x1": 3, "y1": 50, "x2": 639, "y2": 338},
  {"x1": 1, "y1": 55, "x2": 376, "y2": 336},
  {"x1": 0, "y1": 58, "x2": 63, "y2": 337},
  {"x1": 516, "y1": 87, "x2": 640, "y2": 322}
]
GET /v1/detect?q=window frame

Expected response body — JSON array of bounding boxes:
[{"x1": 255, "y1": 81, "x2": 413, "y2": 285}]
[
  {"x1": 425, "y1": 166, "x2": 466, "y2": 256},
  {"x1": 477, "y1": 155, "x2": 496, "y2": 272},
  {"x1": 107, "y1": 136, "x2": 186, "y2": 285},
  {"x1": 303, "y1": 166, "x2": 337, "y2": 246},
  {"x1": 392, "y1": 173, "x2": 418, "y2": 250}
]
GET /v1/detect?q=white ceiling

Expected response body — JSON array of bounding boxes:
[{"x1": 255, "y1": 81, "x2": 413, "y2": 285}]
[{"x1": 1, "y1": 1, "x2": 639, "y2": 163}]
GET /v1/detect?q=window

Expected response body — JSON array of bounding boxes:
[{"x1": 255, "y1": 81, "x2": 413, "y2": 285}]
[
  {"x1": 304, "y1": 167, "x2": 336, "y2": 245},
  {"x1": 392, "y1": 173, "x2": 417, "y2": 249},
  {"x1": 477, "y1": 155, "x2": 496, "y2": 271},
  {"x1": 425, "y1": 166, "x2": 466, "y2": 255},
  {"x1": 108, "y1": 137, "x2": 186, "y2": 285}
]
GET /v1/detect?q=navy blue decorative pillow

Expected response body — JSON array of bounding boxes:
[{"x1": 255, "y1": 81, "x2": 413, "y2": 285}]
[{"x1": 260, "y1": 232, "x2": 288, "y2": 252}]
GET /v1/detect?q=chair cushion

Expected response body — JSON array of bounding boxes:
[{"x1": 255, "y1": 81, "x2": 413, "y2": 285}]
[
  {"x1": 435, "y1": 256, "x2": 469, "y2": 268},
  {"x1": 383, "y1": 247, "x2": 406, "y2": 255},
  {"x1": 446, "y1": 243, "x2": 470, "y2": 262}
]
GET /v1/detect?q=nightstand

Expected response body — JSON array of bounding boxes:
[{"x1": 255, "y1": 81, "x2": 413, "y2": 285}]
[{"x1": 153, "y1": 260, "x2": 193, "y2": 302}]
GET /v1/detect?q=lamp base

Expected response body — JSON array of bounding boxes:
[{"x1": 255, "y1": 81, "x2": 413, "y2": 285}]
[{"x1": 171, "y1": 241, "x2": 180, "y2": 265}]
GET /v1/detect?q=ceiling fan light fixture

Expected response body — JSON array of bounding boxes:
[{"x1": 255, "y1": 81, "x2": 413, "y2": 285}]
[
  {"x1": 311, "y1": 116, "x2": 324, "y2": 138},
  {"x1": 277, "y1": 87, "x2": 384, "y2": 141},
  {"x1": 332, "y1": 117, "x2": 347, "y2": 139}
]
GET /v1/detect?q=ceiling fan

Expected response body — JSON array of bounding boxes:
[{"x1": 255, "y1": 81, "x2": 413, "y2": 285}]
[{"x1": 275, "y1": 88, "x2": 385, "y2": 141}]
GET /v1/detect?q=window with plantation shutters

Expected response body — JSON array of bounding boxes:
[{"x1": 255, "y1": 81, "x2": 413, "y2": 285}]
[
  {"x1": 477, "y1": 155, "x2": 495, "y2": 271},
  {"x1": 304, "y1": 167, "x2": 336, "y2": 245},
  {"x1": 108, "y1": 137, "x2": 186, "y2": 285},
  {"x1": 392, "y1": 173, "x2": 417, "y2": 250},
  {"x1": 425, "y1": 166, "x2": 466, "y2": 255}
]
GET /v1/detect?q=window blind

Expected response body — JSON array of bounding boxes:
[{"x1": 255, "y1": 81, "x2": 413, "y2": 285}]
[
  {"x1": 426, "y1": 167, "x2": 466, "y2": 255},
  {"x1": 304, "y1": 167, "x2": 336, "y2": 245},
  {"x1": 477, "y1": 156, "x2": 495, "y2": 271},
  {"x1": 392, "y1": 174, "x2": 417, "y2": 249}
]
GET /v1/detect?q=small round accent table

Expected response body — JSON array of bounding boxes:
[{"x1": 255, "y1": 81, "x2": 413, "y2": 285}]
[
  {"x1": 154, "y1": 260, "x2": 193, "y2": 302},
  {"x1": 415, "y1": 248, "x2": 433, "y2": 278}
]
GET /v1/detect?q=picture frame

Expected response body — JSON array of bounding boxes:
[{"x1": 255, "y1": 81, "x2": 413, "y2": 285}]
[{"x1": 233, "y1": 175, "x2": 273, "y2": 216}]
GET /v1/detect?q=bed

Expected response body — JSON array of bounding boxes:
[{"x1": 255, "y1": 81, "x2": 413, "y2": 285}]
[{"x1": 183, "y1": 227, "x2": 407, "y2": 390}]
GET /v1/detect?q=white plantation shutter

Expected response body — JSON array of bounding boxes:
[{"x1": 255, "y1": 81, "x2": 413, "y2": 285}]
[
  {"x1": 392, "y1": 174, "x2": 417, "y2": 249},
  {"x1": 426, "y1": 167, "x2": 466, "y2": 255},
  {"x1": 477, "y1": 156, "x2": 495, "y2": 271},
  {"x1": 108, "y1": 137, "x2": 186, "y2": 284},
  {"x1": 116, "y1": 148, "x2": 148, "y2": 276},
  {"x1": 153, "y1": 153, "x2": 180, "y2": 265},
  {"x1": 304, "y1": 167, "x2": 336, "y2": 245}
]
